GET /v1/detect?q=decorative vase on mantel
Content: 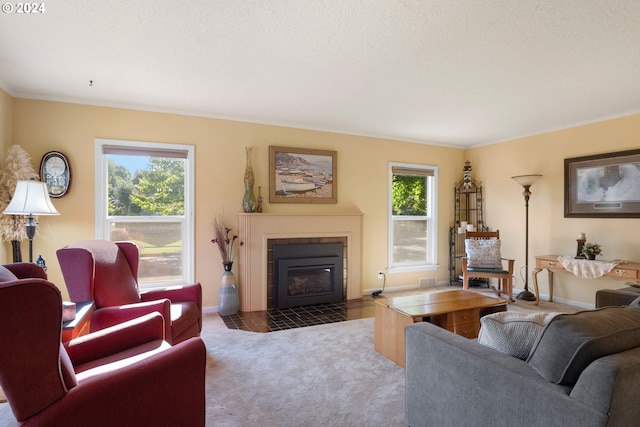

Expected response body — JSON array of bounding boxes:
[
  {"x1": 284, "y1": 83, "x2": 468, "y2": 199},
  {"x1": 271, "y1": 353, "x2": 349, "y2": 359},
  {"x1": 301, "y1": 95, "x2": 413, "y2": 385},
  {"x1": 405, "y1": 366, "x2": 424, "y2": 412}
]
[
  {"x1": 242, "y1": 147, "x2": 257, "y2": 213},
  {"x1": 256, "y1": 185, "x2": 263, "y2": 213},
  {"x1": 218, "y1": 262, "x2": 239, "y2": 316}
]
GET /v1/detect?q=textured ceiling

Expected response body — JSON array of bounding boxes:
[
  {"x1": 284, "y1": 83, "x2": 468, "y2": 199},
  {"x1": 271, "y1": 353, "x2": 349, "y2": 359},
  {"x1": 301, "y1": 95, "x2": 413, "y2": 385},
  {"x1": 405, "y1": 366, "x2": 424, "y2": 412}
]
[{"x1": 1, "y1": 0, "x2": 639, "y2": 148}]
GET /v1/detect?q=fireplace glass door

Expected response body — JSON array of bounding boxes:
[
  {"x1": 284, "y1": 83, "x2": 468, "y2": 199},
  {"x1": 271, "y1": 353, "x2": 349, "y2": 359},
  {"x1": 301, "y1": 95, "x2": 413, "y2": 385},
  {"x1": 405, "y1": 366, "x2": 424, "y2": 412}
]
[{"x1": 273, "y1": 243, "x2": 344, "y2": 309}]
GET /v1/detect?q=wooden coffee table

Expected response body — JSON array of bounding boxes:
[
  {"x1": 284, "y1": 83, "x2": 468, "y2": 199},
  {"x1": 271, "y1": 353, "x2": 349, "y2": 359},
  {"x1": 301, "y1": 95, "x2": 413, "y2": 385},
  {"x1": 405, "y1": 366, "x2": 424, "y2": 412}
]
[{"x1": 374, "y1": 289, "x2": 507, "y2": 367}]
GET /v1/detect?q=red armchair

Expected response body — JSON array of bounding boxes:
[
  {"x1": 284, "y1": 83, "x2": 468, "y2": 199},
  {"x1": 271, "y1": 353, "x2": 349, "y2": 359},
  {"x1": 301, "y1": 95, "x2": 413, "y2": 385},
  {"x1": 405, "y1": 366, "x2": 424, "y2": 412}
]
[
  {"x1": 0, "y1": 275, "x2": 206, "y2": 427},
  {"x1": 57, "y1": 239, "x2": 202, "y2": 344},
  {"x1": 1, "y1": 261, "x2": 48, "y2": 280}
]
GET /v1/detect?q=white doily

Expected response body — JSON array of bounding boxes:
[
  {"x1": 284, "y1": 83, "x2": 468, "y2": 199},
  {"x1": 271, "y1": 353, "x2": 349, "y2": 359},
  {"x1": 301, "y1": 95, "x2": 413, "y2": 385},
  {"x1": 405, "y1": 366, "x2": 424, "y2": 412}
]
[{"x1": 558, "y1": 256, "x2": 618, "y2": 279}]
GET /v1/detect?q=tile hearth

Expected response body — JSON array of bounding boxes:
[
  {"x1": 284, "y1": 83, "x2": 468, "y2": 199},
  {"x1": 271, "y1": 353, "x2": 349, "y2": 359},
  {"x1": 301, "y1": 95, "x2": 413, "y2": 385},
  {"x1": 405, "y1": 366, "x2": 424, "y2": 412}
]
[
  {"x1": 219, "y1": 285, "x2": 583, "y2": 333},
  {"x1": 220, "y1": 298, "x2": 377, "y2": 333}
]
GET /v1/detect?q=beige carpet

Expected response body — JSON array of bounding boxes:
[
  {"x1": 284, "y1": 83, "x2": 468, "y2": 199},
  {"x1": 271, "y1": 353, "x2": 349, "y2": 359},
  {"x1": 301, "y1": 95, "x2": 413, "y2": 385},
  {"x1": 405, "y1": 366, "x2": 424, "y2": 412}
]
[{"x1": 0, "y1": 291, "x2": 582, "y2": 426}]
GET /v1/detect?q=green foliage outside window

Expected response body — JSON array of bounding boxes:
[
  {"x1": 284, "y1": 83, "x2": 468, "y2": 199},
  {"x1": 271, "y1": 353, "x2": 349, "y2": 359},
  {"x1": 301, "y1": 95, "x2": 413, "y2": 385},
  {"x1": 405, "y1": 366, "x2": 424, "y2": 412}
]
[
  {"x1": 392, "y1": 175, "x2": 427, "y2": 216},
  {"x1": 108, "y1": 158, "x2": 185, "y2": 216},
  {"x1": 108, "y1": 161, "x2": 138, "y2": 216}
]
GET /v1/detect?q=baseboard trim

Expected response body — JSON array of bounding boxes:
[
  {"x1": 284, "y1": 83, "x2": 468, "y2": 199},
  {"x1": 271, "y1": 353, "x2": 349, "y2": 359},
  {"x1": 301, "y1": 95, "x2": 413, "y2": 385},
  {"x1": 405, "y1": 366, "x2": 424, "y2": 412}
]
[{"x1": 511, "y1": 287, "x2": 594, "y2": 309}]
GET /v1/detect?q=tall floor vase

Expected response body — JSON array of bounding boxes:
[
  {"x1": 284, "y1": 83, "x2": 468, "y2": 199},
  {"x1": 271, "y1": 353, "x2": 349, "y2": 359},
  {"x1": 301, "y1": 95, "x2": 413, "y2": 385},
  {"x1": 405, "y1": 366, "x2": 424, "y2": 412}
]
[{"x1": 218, "y1": 262, "x2": 239, "y2": 316}]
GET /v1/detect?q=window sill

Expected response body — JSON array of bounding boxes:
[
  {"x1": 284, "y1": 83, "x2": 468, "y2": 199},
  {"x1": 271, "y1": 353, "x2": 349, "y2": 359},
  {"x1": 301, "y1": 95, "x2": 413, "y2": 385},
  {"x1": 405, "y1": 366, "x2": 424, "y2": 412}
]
[{"x1": 387, "y1": 264, "x2": 439, "y2": 274}]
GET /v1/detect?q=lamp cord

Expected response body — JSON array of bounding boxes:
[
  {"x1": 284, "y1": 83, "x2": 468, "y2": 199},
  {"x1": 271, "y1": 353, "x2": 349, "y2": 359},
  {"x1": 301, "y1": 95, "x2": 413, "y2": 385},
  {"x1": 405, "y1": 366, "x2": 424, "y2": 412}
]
[
  {"x1": 519, "y1": 265, "x2": 527, "y2": 288},
  {"x1": 372, "y1": 273, "x2": 386, "y2": 297}
]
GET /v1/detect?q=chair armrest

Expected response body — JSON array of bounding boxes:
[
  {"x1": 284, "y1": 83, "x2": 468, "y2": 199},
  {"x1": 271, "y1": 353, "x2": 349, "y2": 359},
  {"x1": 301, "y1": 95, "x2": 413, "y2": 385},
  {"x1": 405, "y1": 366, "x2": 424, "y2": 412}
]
[
  {"x1": 571, "y1": 346, "x2": 640, "y2": 416},
  {"x1": 140, "y1": 282, "x2": 202, "y2": 306},
  {"x1": 596, "y1": 287, "x2": 640, "y2": 307},
  {"x1": 141, "y1": 284, "x2": 203, "y2": 342},
  {"x1": 90, "y1": 299, "x2": 172, "y2": 340},
  {"x1": 502, "y1": 258, "x2": 515, "y2": 273},
  {"x1": 64, "y1": 312, "x2": 165, "y2": 366},
  {"x1": 30, "y1": 338, "x2": 206, "y2": 427},
  {"x1": 3, "y1": 262, "x2": 47, "y2": 279}
]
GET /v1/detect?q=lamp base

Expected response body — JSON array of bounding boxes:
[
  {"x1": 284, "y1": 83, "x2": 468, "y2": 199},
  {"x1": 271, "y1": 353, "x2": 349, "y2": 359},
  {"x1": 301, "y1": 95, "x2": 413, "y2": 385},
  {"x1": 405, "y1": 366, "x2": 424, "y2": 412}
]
[{"x1": 516, "y1": 289, "x2": 537, "y2": 301}]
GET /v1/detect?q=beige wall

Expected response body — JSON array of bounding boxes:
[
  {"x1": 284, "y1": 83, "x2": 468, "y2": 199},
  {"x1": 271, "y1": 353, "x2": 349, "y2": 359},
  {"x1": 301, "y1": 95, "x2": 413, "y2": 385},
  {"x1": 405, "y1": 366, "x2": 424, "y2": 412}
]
[
  {"x1": 6, "y1": 88, "x2": 637, "y2": 308},
  {"x1": 468, "y1": 114, "x2": 640, "y2": 306},
  {"x1": 5, "y1": 95, "x2": 464, "y2": 307}
]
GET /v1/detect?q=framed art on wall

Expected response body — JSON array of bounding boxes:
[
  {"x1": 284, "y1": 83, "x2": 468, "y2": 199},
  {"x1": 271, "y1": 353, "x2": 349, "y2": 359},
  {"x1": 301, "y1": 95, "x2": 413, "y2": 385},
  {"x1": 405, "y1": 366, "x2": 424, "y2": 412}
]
[
  {"x1": 269, "y1": 146, "x2": 337, "y2": 204},
  {"x1": 565, "y1": 149, "x2": 640, "y2": 218}
]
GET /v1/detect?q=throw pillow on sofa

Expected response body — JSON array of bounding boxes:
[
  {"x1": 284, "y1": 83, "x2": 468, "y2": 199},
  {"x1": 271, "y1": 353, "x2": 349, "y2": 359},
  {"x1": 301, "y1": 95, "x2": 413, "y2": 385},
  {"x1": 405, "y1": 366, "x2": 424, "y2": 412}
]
[
  {"x1": 477, "y1": 311, "x2": 560, "y2": 360},
  {"x1": 527, "y1": 306, "x2": 640, "y2": 385}
]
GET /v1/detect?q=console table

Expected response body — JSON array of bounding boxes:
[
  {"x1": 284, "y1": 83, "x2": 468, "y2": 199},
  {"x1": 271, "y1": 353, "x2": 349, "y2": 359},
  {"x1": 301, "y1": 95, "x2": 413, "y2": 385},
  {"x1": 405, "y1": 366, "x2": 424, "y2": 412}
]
[{"x1": 532, "y1": 255, "x2": 640, "y2": 305}]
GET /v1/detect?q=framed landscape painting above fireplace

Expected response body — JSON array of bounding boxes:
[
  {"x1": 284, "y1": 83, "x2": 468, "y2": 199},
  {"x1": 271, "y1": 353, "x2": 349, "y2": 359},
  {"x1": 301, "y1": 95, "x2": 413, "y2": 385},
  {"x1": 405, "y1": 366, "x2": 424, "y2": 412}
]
[
  {"x1": 269, "y1": 146, "x2": 337, "y2": 204},
  {"x1": 565, "y1": 149, "x2": 640, "y2": 218}
]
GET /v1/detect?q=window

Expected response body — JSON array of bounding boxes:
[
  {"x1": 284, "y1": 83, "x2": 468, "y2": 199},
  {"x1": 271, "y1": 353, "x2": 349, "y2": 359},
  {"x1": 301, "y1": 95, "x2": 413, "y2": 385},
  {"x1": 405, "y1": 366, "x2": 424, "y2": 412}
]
[
  {"x1": 388, "y1": 162, "x2": 438, "y2": 273},
  {"x1": 95, "y1": 139, "x2": 195, "y2": 288}
]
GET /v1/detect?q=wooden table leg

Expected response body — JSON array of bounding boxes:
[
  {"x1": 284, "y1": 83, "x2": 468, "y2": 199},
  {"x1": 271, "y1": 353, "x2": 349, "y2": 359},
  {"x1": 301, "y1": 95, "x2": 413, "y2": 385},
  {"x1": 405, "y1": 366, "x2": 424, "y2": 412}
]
[
  {"x1": 532, "y1": 268, "x2": 554, "y2": 306},
  {"x1": 374, "y1": 302, "x2": 413, "y2": 367}
]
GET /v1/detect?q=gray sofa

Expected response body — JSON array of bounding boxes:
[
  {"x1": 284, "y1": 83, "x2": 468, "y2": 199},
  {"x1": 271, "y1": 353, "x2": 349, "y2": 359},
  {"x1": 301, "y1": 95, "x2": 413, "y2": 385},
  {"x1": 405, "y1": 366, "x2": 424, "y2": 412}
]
[
  {"x1": 596, "y1": 285, "x2": 640, "y2": 307},
  {"x1": 405, "y1": 306, "x2": 640, "y2": 427}
]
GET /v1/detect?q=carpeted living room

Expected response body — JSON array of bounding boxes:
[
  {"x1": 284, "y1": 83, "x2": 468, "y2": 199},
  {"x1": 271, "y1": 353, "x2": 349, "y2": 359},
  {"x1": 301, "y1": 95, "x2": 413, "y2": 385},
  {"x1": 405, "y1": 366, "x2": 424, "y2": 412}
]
[
  {"x1": 1, "y1": 1, "x2": 640, "y2": 426},
  {"x1": 0, "y1": 285, "x2": 583, "y2": 426}
]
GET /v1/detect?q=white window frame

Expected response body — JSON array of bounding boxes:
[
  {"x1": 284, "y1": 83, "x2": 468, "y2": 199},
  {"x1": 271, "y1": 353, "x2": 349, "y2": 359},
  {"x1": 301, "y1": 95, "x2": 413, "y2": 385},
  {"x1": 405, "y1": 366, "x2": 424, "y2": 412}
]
[
  {"x1": 95, "y1": 138, "x2": 195, "y2": 287},
  {"x1": 387, "y1": 162, "x2": 438, "y2": 274}
]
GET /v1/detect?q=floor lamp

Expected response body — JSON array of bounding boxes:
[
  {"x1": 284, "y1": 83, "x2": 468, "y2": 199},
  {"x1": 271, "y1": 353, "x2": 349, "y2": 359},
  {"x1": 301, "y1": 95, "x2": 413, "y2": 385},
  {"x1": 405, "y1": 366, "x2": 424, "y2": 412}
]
[
  {"x1": 511, "y1": 174, "x2": 542, "y2": 301},
  {"x1": 3, "y1": 179, "x2": 59, "y2": 262}
]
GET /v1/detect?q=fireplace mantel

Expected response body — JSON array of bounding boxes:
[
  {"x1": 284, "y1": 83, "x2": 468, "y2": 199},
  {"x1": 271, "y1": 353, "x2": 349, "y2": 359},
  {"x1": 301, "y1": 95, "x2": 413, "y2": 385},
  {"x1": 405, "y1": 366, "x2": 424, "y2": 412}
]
[{"x1": 237, "y1": 212, "x2": 363, "y2": 312}]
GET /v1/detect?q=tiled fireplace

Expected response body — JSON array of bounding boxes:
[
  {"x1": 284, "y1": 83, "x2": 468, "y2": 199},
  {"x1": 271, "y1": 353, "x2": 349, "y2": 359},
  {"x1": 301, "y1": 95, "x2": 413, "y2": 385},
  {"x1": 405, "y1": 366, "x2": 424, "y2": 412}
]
[{"x1": 237, "y1": 212, "x2": 363, "y2": 312}]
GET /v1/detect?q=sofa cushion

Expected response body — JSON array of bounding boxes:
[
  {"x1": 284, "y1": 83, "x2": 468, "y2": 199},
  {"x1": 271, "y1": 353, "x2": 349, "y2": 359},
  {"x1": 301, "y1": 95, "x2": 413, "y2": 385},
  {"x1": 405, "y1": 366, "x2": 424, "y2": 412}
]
[
  {"x1": 478, "y1": 311, "x2": 560, "y2": 360},
  {"x1": 0, "y1": 265, "x2": 18, "y2": 282},
  {"x1": 465, "y1": 239, "x2": 502, "y2": 269},
  {"x1": 527, "y1": 306, "x2": 640, "y2": 385}
]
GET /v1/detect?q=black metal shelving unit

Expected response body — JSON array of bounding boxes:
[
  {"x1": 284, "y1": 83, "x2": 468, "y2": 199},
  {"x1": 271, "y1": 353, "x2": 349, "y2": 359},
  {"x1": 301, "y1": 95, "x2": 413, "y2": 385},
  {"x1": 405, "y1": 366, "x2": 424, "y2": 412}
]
[{"x1": 449, "y1": 169, "x2": 485, "y2": 285}]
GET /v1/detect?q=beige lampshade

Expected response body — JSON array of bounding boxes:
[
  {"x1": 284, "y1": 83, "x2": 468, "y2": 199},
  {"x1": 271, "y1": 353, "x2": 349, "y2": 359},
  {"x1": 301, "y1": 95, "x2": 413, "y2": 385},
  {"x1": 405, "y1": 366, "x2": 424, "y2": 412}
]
[
  {"x1": 4, "y1": 180, "x2": 60, "y2": 216},
  {"x1": 511, "y1": 174, "x2": 542, "y2": 187}
]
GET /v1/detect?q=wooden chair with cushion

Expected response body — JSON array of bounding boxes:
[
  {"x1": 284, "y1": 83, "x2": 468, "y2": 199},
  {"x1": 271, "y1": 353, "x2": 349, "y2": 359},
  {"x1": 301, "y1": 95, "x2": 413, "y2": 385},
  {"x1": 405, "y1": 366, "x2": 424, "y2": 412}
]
[{"x1": 462, "y1": 230, "x2": 515, "y2": 302}]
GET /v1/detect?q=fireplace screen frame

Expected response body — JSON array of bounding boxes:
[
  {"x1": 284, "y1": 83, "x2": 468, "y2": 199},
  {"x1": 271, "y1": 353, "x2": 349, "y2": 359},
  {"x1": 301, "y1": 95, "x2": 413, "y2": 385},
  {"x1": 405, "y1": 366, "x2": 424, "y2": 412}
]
[
  {"x1": 273, "y1": 242, "x2": 344, "y2": 309},
  {"x1": 276, "y1": 257, "x2": 343, "y2": 308}
]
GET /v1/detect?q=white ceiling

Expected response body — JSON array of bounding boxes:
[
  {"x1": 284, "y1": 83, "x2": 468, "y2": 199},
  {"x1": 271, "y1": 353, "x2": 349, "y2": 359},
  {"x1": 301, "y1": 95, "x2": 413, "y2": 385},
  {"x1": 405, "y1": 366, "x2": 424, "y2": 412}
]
[{"x1": 1, "y1": 0, "x2": 639, "y2": 148}]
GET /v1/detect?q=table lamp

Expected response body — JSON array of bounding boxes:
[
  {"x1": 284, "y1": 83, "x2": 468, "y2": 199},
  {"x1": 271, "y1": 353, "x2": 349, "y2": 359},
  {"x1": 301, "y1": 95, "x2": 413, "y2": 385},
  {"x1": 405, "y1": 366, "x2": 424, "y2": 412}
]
[{"x1": 3, "y1": 179, "x2": 59, "y2": 262}]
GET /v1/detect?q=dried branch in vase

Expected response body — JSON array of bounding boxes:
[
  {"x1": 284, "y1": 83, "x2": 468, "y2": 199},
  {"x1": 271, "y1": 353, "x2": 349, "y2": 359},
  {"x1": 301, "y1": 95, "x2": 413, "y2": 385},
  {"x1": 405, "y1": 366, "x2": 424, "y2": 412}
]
[{"x1": 211, "y1": 217, "x2": 242, "y2": 264}]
